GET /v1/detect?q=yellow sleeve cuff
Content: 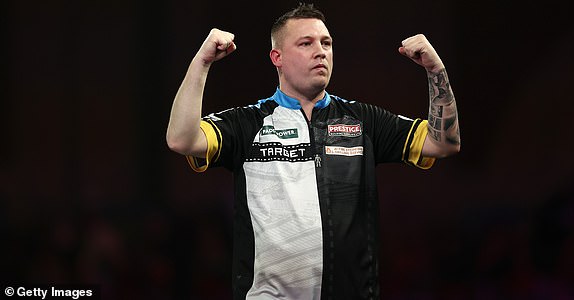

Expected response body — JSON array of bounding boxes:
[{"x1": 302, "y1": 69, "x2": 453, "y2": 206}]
[
  {"x1": 186, "y1": 120, "x2": 222, "y2": 172},
  {"x1": 403, "y1": 119, "x2": 435, "y2": 170}
]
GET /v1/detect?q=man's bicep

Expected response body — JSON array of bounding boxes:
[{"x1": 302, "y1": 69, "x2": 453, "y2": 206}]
[
  {"x1": 399, "y1": 119, "x2": 435, "y2": 169},
  {"x1": 189, "y1": 127, "x2": 208, "y2": 158},
  {"x1": 186, "y1": 120, "x2": 223, "y2": 172}
]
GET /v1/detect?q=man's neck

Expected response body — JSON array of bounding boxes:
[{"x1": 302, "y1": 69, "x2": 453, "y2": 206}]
[
  {"x1": 278, "y1": 86, "x2": 325, "y2": 120},
  {"x1": 300, "y1": 101, "x2": 315, "y2": 121}
]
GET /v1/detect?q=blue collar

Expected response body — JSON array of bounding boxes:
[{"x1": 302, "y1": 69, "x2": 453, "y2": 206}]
[{"x1": 270, "y1": 87, "x2": 331, "y2": 110}]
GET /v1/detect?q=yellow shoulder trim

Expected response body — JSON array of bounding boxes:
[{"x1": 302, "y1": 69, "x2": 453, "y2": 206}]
[
  {"x1": 186, "y1": 120, "x2": 221, "y2": 173},
  {"x1": 404, "y1": 120, "x2": 435, "y2": 170}
]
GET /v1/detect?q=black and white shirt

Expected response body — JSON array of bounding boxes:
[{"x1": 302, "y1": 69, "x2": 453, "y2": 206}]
[{"x1": 188, "y1": 88, "x2": 434, "y2": 300}]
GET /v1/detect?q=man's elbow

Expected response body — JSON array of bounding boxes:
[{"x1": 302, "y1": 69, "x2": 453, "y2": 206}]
[
  {"x1": 167, "y1": 133, "x2": 208, "y2": 157},
  {"x1": 423, "y1": 136, "x2": 461, "y2": 159},
  {"x1": 436, "y1": 144, "x2": 461, "y2": 158},
  {"x1": 166, "y1": 135, "x2": 192, "y2": 155}
]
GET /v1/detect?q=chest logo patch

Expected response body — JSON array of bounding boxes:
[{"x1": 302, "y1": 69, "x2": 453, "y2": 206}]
[
  {"x1": 260, "y1": 125, "x2": 299, "y2": 139},
  {"x1": 325, "y1": 146, "x2": 364, "y2": 156},
  {"x1": 328, "y1": 124, "x2": 362, "y2": 137}
]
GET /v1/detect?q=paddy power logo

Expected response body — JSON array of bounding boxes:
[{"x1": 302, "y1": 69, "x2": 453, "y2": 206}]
[{"x1": 260, "y1": 125, "x2": 299, "y2": 139}]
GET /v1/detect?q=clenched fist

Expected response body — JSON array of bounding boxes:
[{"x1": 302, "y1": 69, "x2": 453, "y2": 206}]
[
  {"x1": 196, "y1": 28, "x2": 237, "y2": 65},
  {"x1": 398, "y1": 34, "x2": 444, "y2": 73}
]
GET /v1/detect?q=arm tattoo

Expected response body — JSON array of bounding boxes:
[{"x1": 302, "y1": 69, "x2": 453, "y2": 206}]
[{"x1": 427, "y1": 68, "x2": 460, "y2": 145}]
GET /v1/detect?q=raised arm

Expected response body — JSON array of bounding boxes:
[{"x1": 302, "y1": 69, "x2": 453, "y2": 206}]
[
  {"x1": 399, "y1": 34, "x2": 461, "y2": 158},
  {"x1": 166, "y1": 29, "x2": 236, "y2": 157}
]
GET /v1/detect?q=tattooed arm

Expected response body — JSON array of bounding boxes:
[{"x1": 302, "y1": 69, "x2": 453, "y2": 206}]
[
  {"x1": 424, "y1": 68, "x2": 460, "y2": 156},
  {"x1": 399, "y1": 34, "x2": 461, "y2": 158}
]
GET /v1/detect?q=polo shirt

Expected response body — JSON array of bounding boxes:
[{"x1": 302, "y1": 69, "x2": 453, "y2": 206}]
[{"x1": 188, "y1": 88, "x2": 433, "y2": 299}]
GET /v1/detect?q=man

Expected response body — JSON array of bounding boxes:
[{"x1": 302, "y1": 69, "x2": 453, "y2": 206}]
[{"x1": 167, "y1": 3, "x2": 460, "y2": 300}]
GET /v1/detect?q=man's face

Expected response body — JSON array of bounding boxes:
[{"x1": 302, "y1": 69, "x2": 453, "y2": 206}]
[{"x1": 274, "y1": 18, "x2": 333, "y2": 97}]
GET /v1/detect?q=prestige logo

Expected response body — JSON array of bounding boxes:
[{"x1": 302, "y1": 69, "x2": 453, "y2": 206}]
[
  {"x1": 260, "y1": 125, "x2": 298, "y2": 139},
  {"x1": 327, "y1": 124, "x2": 362, "y2": 137}
]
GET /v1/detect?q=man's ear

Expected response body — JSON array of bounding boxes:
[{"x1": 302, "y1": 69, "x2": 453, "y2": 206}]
[{"x1": 270, "y1": 49, "x2": 282, "y2": 67}]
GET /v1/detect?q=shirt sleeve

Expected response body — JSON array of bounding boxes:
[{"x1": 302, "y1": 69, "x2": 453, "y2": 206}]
[
  {"x1": 357, "y1": 103, "x2": 434, "y2": 169},
  {"x1": 401, "y1": 119, "x2": 435, "y2": 169},
  {"x1": 185, "y1": 110, "x2": 240, "y2": 172},
  {"x1": 186, "y1": 120, "x2": 223, "y2": 172},
  {"x1": 185, "y1": 106, "x2": 261, "y2": 172}
]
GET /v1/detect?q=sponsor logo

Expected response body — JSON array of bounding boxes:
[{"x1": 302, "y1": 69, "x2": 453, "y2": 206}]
[
  {"x1": 325, "y1": 146, "x2": 364, "y2": 156},
  {"x1": 259, "y1": 146, "x2": 306, "y2": 158},
  {"x1": 327, "y1": 124, "x2": 362, "y2": 137},
  {"x1": 246, "y1": 142, "x2": 313, "y2": 162},
  {"x1": 260, "y1": 125, "x2": 299, "y2": 139}
]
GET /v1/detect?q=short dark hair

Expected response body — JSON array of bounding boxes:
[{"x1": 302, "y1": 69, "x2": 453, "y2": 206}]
[{"x1": 271, "y1": 3, "x2": 327, "y2": 47}]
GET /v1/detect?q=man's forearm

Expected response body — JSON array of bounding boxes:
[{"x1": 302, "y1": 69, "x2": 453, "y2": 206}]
[
  {"x1": 166, "y1": 57, "x2": 210, "y2": 156},
  {"x1": 166, "y1": 29, "x2": 236, "y2": 157},
  {"x1": 426, "y1": 68, "x2": 460, "y2": 147}
]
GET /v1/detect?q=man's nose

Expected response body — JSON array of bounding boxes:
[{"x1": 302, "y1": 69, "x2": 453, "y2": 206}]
[{"x1": 314, "y1": 42, "x2": 327, "y2": 59}]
